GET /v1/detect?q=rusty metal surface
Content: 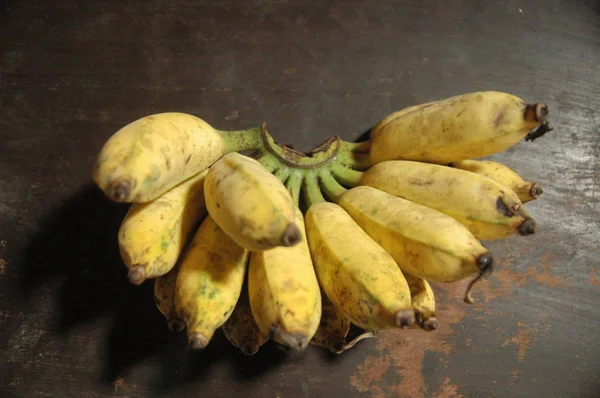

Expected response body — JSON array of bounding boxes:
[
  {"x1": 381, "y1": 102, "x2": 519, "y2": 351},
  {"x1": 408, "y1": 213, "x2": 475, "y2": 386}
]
[{"x1": 1, "y1": 0, "x2": 599, "y2": 397}]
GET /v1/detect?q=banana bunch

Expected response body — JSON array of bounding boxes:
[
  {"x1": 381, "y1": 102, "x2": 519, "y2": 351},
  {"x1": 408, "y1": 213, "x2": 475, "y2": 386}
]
[{"x1": 93, "y1": 91, "x2": 552, "y2": 355}]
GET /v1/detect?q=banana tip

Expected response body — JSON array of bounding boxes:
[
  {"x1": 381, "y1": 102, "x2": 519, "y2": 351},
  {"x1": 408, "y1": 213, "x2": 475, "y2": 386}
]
[
  {"x1": 530, "y1": 183, "x2": 543, "y2": 199},
  {"x1": 330, "y1": 340, "x2": 346, "y2": 354},
  {"x1": 168, "y1": 319, "x2": 185, "y2": 333},
  {"x1": 271, "y1": 326, "x2": 309, "y2": 350},
  {"x1": 108, "y1": 180, "x2": 131, "y2": 202},
  {"x1": 518, "y1": 218, "x2": 536, "y2": 236},
  {"x1": 189, "y1": 332, "x2": 209, "y2": 350},
  {"x1": 476, "y1": 253, "x2": 494, "y2": 274},
  {"x1": 422, "y1": 317, "x2": 439, "y2": 332},
  {"x1": 395, "y1": 309, "x2": 416, "y2": 329},
  {"x1": 127, "y1": 265, "x2": 146, "y2": 285},
  {"x1": 241, "y1": 342, "x2": 260, "y2": 356},
  {"x1": 280, "y1": 223, "x2": 302, "y2": 247}
]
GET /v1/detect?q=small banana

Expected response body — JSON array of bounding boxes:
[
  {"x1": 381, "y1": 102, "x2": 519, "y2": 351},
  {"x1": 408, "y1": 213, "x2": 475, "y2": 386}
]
[
  {"x1": 359, "y1": 160, "x2": 535, "y2": 240},
  {"x1": 404, "y1": 273, "x2": 438, "y2": 332},
  {"x1": 369, "y1": 91, "x2": 551, "y2": 165},
  {"x1": 305, "y1": 201, "x2": 414, "y2": 330},
  {"x1": 118, "y1": 170, "x2": 208, "y2": 285},
  {"x1": 449, "y1": 159, "x2": 543, "y2": 203},
  {"x1": 338, "y1": 186, "x2": 493, "y2": 283},
  {"x1": 154, "y1": 263, "x2": 184, "y2": 332},
  {"x1": 93, "y1": 112, "x2": 261, "y2": 202},
  {"x1": 248, "y1": 208, "x2": 321, "y2": 350},
  {"x1": 310, "y1": 294, "x2": 376, "y2": 354},
  {"x1": 175, "y1": 216, "x2": 248, "y2": 349},
  {"x1": 222, "y1": 282, "x2": 269, "y2": 356},
  {"x1": 204, "y1": 152, "x2": 301, "y2": 251}
]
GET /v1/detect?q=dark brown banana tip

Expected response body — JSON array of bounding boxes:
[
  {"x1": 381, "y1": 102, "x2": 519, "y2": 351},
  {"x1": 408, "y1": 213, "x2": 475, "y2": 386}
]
[
  {"x1": 330, "y1": 339, "x2": 346, "y2": 354},
  {"x1": 108, "y1": 180, "x2": 131, "y2": 202},
  {"x1": 241, "y1": 342, "x2": 260, "y2": 356},
  {"x1": 189, "y1": 332, "x2": 209, "y2": 350},
  {"x1": 518, "y1": 218, "x2": 536, "y2": 236},
  {"x1": 395, "y1": 309, "x2": 416, "y2": 329},
  {"x1": 476, "y1": 252, "x2": 494, "y2": 275},
  {"x1": 280, "y1": 223, "x2": 302, "y2": 247},
  {"x1": 127, "y1": 265, "x2": 146, "y2": 285},
  {"x1": 169, "y1": 319, "x2": 185, "y2": 333},
  {"x1": 422, "y1": 317, "x2": 439, "y2": 332},
  {"x1": 530, "y1": 183, "x2": 544, "y2": 199}
]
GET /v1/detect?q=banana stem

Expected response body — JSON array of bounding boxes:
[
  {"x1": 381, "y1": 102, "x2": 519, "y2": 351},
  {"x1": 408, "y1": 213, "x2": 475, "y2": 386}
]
[
  {"x1": 218, "y1": 127, "x2": 264, "y2": 153},
  {"x1": 274, "y1": 166, "x2": 291, "y2": 184},
  {"x1": 303, "y1": 171, "x2": 326, "y2": 208},
  {"x1": 332, "y1": 162, "x2": 364, "y2": 187},
  {"x1": 286, "y1": 171, "x2": 302, "y2": 208},
  {"x1": 340, "y1": 139, "x2": 371, "y2": 153},
  {"x1": 319, "y1": 169, "x2": 347, "y2": 203},
  {"x1": 337, "y1": 140, "x2": 372, "y2": 170},
  {"x1": 254, "y1": 151, "x2": 281, "y2": 173}
]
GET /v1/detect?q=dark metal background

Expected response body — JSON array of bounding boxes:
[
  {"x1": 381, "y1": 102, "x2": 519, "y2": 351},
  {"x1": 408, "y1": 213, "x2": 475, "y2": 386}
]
[{"x1": 1, "y1": 0, "x2": 598, "y2": 396}]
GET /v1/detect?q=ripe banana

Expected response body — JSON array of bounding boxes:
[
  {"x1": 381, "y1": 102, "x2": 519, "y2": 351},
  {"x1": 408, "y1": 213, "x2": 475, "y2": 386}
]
[
  {"x1": 369, "y1": 91, "x2": 551, "y2": 165},
  {"x1": 154, "y1": 263, "x2": 184, "y2": 332},
  {"x1": 449, "y1": 159, "x2": 543, "y2": 203},
  {"x1": 310, "y1": 294, "x2": 376, "y2": 354},
  {"x1": 247, "y1": 208, "x2": 321, "y2": 350},
  {"x1": 222, "y1": 283, "x2": 269, "y2": 356},
  {"x1": 118, "y1": 169, "x2": 208, "y2": 285},
  {"x1": 93, "y1": 112, "x2": 261, "y2": 202},
  {"x1": 305, "y1": 201, "x2": 414, "y2": 330},
  {"x1": 338, "y1": 186, "x2": 493, "y2": 283},
  {"x1": 175, "y1": 216, "x2": 249, "y2": 349},
  {"x1": 359, "y1": 160, "x2": 536, "y2": 240},
  {"x1": 404, "y1": 273, "x2": 438, "y2": 331},
  {"x1": 204, "y1": 152, "x2": 301, "y2": 251}
]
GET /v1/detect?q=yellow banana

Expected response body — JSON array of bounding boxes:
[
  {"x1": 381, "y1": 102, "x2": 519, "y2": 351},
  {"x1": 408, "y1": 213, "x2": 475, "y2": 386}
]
[
  {"x1": 93, "y1": 112, "x2": 261, "y2": 202},
  {"x1": 404, "y1": 273, "x2": 438, "y2": 331},
  {"x1": 310, "y1": 294, "x2": 376, "y2": 354},
  {"x1": 154, "y1": 263, "x2": 184, "y2": 332},
  {"x1": 449, "y1": 159, "x2": 543, "y2": 203},
  {"x1": 204, "y1": 152, "x2": 300, "y2": 251},
  {"x1": 118, "y1": 170, "x2": 208, "y2": 285},
  {"x1": 305, "y1": 201, "x2": 414, "y2": 330},
  {"x1": 338, "y1": 186, "x2": 493, "y2": 283},
  {"x1": 369, "y1": 91, "x2": 551, "y2": 165},
  {"x1": 222, "y1": 282, "x2": 269, "y2": 356},
  {"x1": 175, "y1": 216, "x2": 248, "y2": 349},
  {"x1": 359, "y1": 160, "x2": 536, "y2": 240},
  {"x1": 247, "y1": 208, "x2": 321, "y2": 350}
]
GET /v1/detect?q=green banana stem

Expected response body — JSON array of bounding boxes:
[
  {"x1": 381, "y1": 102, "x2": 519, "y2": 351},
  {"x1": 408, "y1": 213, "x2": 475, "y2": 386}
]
[
  {"x1": 274, "y1": 166, "x2": 291, "y2": 184},
  {"x1": 338, "y1": 140, "x2": 372, "y2": 170},
  {"x1": 218, "y1": 127, "x2": 264, "y2": 153},
  {"x1": 331, "y1": 162, "x2": 364, "y2": 187},
  {"x1": 286, "y1": 171, "x2": 303, "y2": 208},
  {"x1": 340, "y1": 139, "x2": 370, "y2": 153},
  {"x1": 254, "y1": 151, "x2": 281, "y2": 173},
  {"x1": 303, "y1": 171, "x2": 326, "y2": 208},
  {"x1": 318, "y1": 169, "x2": 347, "y2": 203}
]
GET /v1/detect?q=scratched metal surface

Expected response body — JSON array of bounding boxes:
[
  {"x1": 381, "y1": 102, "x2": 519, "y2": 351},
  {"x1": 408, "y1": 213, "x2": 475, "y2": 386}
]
[{"x1": 1, "y1": 0, "x2": 599, "y2": 397}]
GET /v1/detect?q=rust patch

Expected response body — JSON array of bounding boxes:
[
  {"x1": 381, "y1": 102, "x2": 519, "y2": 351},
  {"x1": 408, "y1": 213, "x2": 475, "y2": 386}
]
[
  {"x1": 349, "y1": 355, "x2": 391, "y2": 393},
  {"x1": 502, "y1": 322, "x2": 533, "y2": 363},
  {"x1": 350, "y1": 281, "x2": 470, "y2": 397},
  {"x1": 432, "y1": 377, "x2": 464, "y2": 398},
  {"x1": 0, "y1": 258, "x2": 6, "y2": 275}
]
